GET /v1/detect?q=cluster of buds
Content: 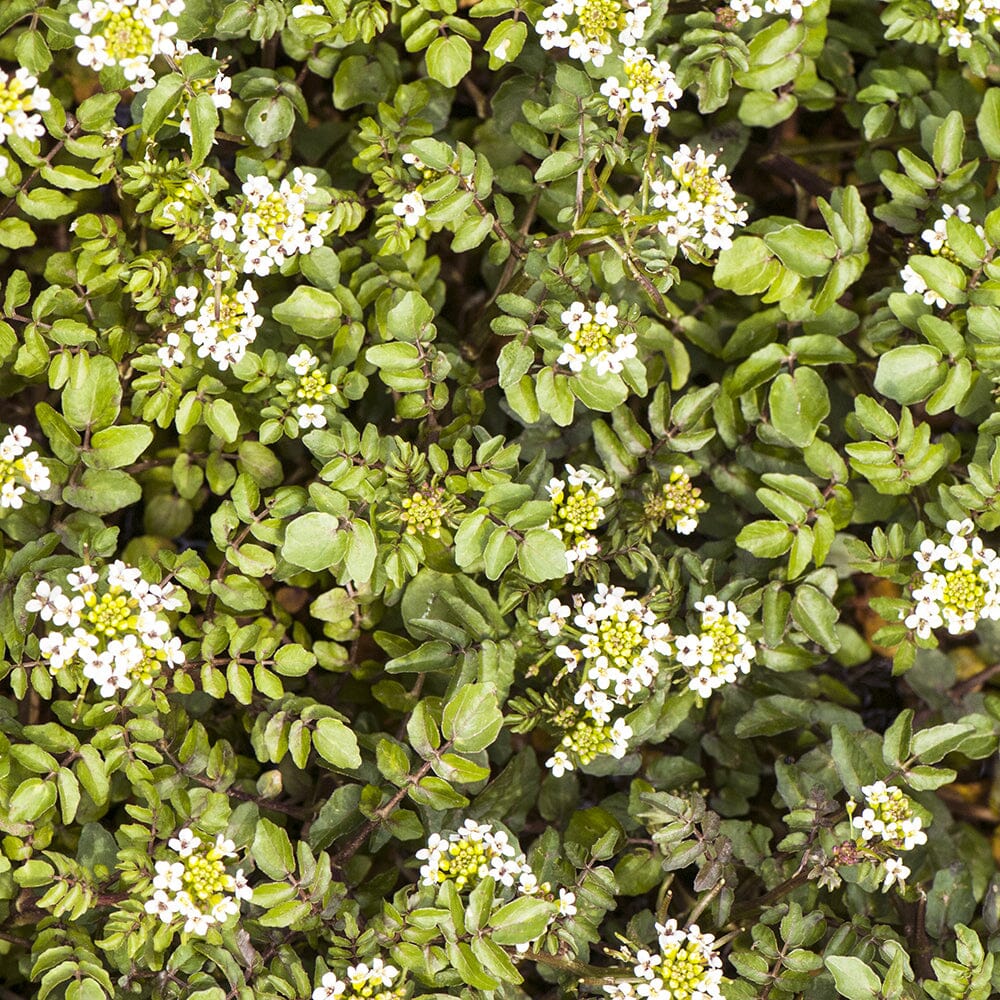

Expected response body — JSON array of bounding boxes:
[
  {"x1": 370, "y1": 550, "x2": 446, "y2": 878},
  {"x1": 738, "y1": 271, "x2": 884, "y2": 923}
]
[
  {"x1": 845, "y1": 782, "x2": 928, "y2": 891},
  {"x1": 903, "y1": 518, "x2": 1000, "y2": 639},
  {"x1": 536, "y1": 583, "x2": 671, "y2": 775},
  {"x1": 0, "y1": 68, "x2": 51, "y2": 146},
  {"x1": 312, "y1": 958, "x2": 405, "y2": 1000},
  {"x1": 673, "y1": 596, "x2": 756, "y2": 699},
  {"x1": 899, "y1": 204, "x2": 986, "y2": 309},
  {"x1": 643, "y1": 467, "x2": 707, "y2": 535},
  {"x1": 651, "y1": 145, "x2": 748, "y2": 259},
  {"x1": 557, "y1": 300, "x2": 638, "y2": 377},
  {"x1": 399, "y1": 485, "x2": 451, "y2": 538},
  {"x1": 599, "y1": 47, "x2": 682, "y2": 132},
  {"x1": 546, "y1": 465, "x2": 616, "y2": 570},
  {"x1": 0, "y1": 426, "x2": 51, "y2": 511},
  {"x1": 70, "y1": 0, "x2": 186, "y2": 91},
  {"x1": 26, "y1": 561, "x2": 184, "y2": 698},
  {"x1": 535, "y1": 0, "x2": 652, "y2": 66},
  {"x1": 145, "y1": 828, "x2": 252, "y2": 935},
  {"x1": 604, "y1": 920, "x2": 724, "y2": 1000}
]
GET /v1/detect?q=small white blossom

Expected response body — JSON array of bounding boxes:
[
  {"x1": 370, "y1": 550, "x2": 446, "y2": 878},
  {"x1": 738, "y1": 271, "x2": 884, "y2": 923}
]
[{"x1": 393, "y1": 191, "x2": 427, "y2": 227}]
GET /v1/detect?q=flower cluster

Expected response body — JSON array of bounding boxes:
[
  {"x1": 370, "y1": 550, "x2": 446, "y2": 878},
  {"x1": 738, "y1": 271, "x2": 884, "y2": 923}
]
[
  {"x1": 27, "y1": 561, "x2": 184, "y2": 697},
  {"x1": 927, "y1": 0, "x2": 1000, "y2": 49},
  {"x1": 535, "y1": 0, "x2": 651, "y2": 65},
  {"x1": 546, "y1": 465, "x2": 616, "y2": 569},
  {"x1": 417, "y1": 820, "x2": 534, "y2": 893},
  {"x1": 537, "y1": 584, "x2": 671, "y2": 775},
  {"x1": 417, "y1": 820, "x2": 577, "y2": 951},
  {"x1": 145, "y1": 829, "x2": 252, "y2": 935},
  {"x1": 0, "y1": 426, "x2": 51, "y2": 511},
  {"x1": 674, "y1": 596, "x2": 756, "y2": 699},
  {"x1": 599, "y1": 47, "x2": 682, "y2": 131},
  {"x1": 312, "y1": 959, "x2": 405, "y2": 1000},
  {"x1": 604, "y1": 920, "x2": 724, "y2": 1000},
  {"x1": 651, "y1": 145, "x2": 748, "y2": 259},
  {"x1": 847, "y1": 782, "x2": 928, "y2": 891},
  {"x1": 644, "y1": 467, "x2": 707, "y2": 535},
  {"x1": 71, "y1": 0, "x2": 185, "y2": 91},
  {"x1": 726, "y1": 0, "x2": 818, "y2": 21},
  {"x1": 557, "y1": 300, "x2": 638, "y2": 376},
  {"x1": 0, "y1": 68, "x2": 51, "y2": 146},
  {"x1": 223, "y1": 170, "x2": 330, "y2": 276},
  {"x1": 899, "y1": 204, "x2": 985, "y2": 309},
  {"x1": 288, "y1": 349, "x2": 338, "y2": 429},
  {"x1": 904, "y1": 518, "x2": 1000, "y2": 638},
  {"x1": 172, "y1": 277, "x2": 264, "y2": 371}
]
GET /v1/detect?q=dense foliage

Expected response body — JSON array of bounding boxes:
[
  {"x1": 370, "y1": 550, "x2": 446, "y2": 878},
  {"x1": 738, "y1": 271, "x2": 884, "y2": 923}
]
[{"x1": 5, "y1": 0, "x2": 1000, "y2": 997}]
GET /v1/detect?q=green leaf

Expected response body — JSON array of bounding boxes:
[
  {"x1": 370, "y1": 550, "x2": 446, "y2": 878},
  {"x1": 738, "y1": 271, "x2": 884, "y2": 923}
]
[
  {"x1": 345, "y1": 520, "x2": 377, "y2": 584},
  {"x1": 516, "y1": 529, "x2": 567, "y2": 582},
  {"x1": 142, "y1": 73, "x2": 185, "y2": 137},
  {"x1": 245, "y1": 96, "x2": 296, "y2": 146},
  {"x1": 84, "y1": 425, "x2": 154, "y2": 470},
  {"x1": 252, "y1": 818, "x2": 295, "y2": 880},
  {"x1": 714, "y1": 237, "x2": 780, "y2": 295},
  {"x1": 9, "y1": 777, "x2": 58, "y2": 822},
  {"x1": 62, "y1": 354, "x2": 122, "y2": 431},
  {"x1": 0, "y1": 218, "x2": 36, "y2": 249},
  {"x1": 825, "y1": 956, "x2": 881, "y2": 1000},
  {"x1": 313, "y1": 717, "x2": 362, "y2": 769},
  {"x1": 874, "y1": 345, "x2": 946, "y2": 404},
  {"x1": 791, "y1": 585, "x2": 840, "y2": 652},
  {"x1": 63, "y1": 470, "x2": 141, "y2": 515},
  {"x1": 488, "y1": 896, "x2": 556, "y2": 945},
  {"x1": 977, "y1": 88, "x2": 1000, "y2": 160},
  {"x1": 426, "y1": 35, "x2": 472, "y2": 87},
  {"x1": 188, "y1": 91, "x2": 219, "y2": 167},
  {"x1": 273, "y1": 285, "x2": 343, "y2": 337},
  {"x1": 737, "y1": 520, "x2": 795, "y2": 558},
  {"x1": 768, "y1": 367, "x2": 830, "y2": 448},
  {"x1": 282, "y1": 512, "x2": 344, "y2": 572},
  {"x1": 763, "y1": 225, "x2": 837, "y2": 278},
  {"x1": 442, "y1": 683, "x2": 503, "y2": 753}
]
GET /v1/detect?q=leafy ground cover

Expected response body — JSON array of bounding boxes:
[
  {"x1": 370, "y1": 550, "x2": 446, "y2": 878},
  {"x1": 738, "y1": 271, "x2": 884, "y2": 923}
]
[{"x1": 2, "y1": 0, "x2": 1000, "y2": 997}]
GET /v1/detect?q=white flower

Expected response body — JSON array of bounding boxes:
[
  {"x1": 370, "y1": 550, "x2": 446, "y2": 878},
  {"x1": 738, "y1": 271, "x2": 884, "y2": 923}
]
[
  {"x1": 296, "y1": 403, "x2": 327, "y2": 429},
  {"x1": 289, "y1": 348, "x2": 319, "y2": 375},
  {"x1": 556, "y1": 298, "x2": 636, "y2": 375},
  {"x1": 393, "y1": 191, "x2": 426, "y2": 226},
  {"x1": 157, "y1": 332, "x2": 185, "y2": 368},
  {"x1": 210, "y1": 211, "x2": 238, "y2": 242},
  {"x1": 293, "y1": 1, "x2": 326, "y2": 14},
  {"x1": 882, "y1": 856, "x2": 910, "y2": 891},
  {"x1": 537, "y1": 599, "x2": 572, "y2": 636}
]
